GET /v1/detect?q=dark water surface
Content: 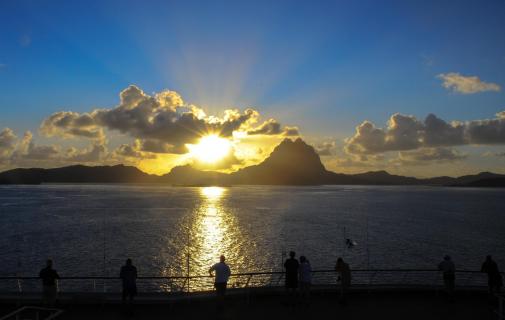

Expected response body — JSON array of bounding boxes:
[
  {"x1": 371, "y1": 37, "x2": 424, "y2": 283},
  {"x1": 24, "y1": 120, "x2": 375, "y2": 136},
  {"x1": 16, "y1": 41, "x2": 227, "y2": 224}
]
[{"x1": 1, "y1": 184, "x2": 504, "y2": 289}]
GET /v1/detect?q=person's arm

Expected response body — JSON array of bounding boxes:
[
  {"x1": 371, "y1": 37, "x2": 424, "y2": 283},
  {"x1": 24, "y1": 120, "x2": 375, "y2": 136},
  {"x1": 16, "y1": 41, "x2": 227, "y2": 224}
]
[
  {"x1": 55, "y1": 270, "x2": 60, "y2": 279},
  {"x1": 209, "y1": 265, "x2": 215, "y2": 277},
  {"x1": 481, "y1": 263, "x2": 486, "y2": 273},
  {"x1": 120, "y1": 267, "x2": 124, "y2": 279},
  {"x1": 134, "y1": 267, "x2": 138, "y2": 279}
]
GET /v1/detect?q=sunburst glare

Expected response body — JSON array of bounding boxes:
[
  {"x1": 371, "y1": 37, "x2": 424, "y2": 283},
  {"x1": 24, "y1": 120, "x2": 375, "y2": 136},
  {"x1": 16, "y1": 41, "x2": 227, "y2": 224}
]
[{"x1": 187, "y1": 135, "x2": 231, "y2": 163}]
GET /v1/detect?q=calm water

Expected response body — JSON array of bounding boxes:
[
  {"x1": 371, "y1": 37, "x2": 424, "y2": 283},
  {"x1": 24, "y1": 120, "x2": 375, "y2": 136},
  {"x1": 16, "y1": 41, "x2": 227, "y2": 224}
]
[{"x1": 1, "y1": 184, "x2": 504, "y2": 287}]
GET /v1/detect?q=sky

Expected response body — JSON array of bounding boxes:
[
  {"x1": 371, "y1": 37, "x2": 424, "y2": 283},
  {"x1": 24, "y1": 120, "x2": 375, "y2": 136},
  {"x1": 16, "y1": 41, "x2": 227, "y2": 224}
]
[{"x1": 1, "y1": 0, "x2": 504, "y2": 177}]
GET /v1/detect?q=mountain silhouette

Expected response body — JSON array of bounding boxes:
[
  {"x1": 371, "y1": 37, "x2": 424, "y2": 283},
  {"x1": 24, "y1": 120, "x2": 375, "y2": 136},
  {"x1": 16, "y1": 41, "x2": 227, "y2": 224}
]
[
  {"x1": 231, "y1": 138, "x2": 333, "y2": 185},
  {"x1": 1, "y1": 138, "x2": 504, "y2": 186}
]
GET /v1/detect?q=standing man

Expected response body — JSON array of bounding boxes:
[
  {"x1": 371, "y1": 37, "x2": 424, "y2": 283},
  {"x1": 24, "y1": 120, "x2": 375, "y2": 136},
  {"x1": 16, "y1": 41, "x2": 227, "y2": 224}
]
[
  {"x1": 481, "y1": 255, "x2": 503, "y2": 294},
  {"x1": 209, "y1": 255, "x2": 231, "y2": 297},
  {"x1": 39, "y1": 259, "x2": 60, "y2": 306},
  {"x1": 284, "y1": 251, "x2": 299, "y2": 305},
  {"x1": 209, "y1": 255, "x2": 231, "y2": 310},
  {"x1": 120, "y1": 258, "x2": 138, "y2": 306},
  {"x1": 335, "y1": 257, "x2": 351, "y2": 305},
  {"x1": 438, "y1": 255, "x2": 456, "y2": 301}
]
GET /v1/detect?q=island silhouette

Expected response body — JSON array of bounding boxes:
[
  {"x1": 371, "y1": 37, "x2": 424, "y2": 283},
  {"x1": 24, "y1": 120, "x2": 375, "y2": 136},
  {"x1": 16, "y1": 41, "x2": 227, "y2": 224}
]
[{"x1": 0, "y1": 138, "x2": 504, "y2": 187}]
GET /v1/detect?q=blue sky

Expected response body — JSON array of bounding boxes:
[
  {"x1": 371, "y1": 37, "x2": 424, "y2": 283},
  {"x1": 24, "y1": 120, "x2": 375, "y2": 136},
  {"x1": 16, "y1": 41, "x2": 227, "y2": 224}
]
[{"x1": 1, "y1": 0, "x2": 504, "y2": 176}]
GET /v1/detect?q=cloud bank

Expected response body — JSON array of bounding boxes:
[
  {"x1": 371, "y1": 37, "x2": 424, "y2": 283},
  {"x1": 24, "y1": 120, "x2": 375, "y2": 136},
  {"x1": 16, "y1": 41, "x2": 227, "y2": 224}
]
[
  {"x1": 40, "y1": 85, "x2": 298, "y2": 153},
  {"x1": 345, "y1": 111, "x2": 505, "y2": 155},
  {"x1": 1, "y1": 85, "x2": 299, "y2": 171}
]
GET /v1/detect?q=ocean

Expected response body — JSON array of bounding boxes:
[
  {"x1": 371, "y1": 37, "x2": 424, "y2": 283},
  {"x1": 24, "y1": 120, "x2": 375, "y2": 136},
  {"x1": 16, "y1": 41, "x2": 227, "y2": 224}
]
[{"x1": 1, "y1": 184, "x2": 504, "y2": 291}]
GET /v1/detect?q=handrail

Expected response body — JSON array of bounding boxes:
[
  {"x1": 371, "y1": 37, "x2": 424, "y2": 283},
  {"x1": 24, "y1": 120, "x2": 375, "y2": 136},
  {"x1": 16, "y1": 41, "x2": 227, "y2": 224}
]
[{"x1": 0, "y1": 269, "x2": 500, "y2": 280}]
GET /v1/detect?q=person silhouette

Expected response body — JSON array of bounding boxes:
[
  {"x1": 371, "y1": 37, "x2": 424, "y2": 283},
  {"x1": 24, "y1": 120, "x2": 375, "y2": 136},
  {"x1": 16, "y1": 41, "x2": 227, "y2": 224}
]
[
  {"x1": 209, "y1": 255, "x2": 231, "y2": 311},
  {"x1": 438, "y1": 255, "x2": 455, "y2": 301},
  {"x1": 39, "y1": 259, "x2": 60, "y2": 306},
  {"x1": 481, "y1": 255, "x2": 503, "y2": 294},
  {"x1": 284, "y1": 251, "x2": 299, "y2": 304},
  {"x1": 120, "y1": 258, "x2": 138, "y2": 305},
  {"x1": 298, "y1": 256, "x2": 312, "y2": 305},
  {"x1": 209, "y1": 255, "x2": 231, "y2": 296},
  {"x1": 335, "y1": 257, "x2": 351, "y2": 305}
]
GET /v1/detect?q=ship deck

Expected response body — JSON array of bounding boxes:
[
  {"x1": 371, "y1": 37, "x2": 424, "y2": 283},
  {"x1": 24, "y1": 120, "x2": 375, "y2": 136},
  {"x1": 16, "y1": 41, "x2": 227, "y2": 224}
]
[{"x1": 0, "y1": 288, "x2": 501, "y2": 320}]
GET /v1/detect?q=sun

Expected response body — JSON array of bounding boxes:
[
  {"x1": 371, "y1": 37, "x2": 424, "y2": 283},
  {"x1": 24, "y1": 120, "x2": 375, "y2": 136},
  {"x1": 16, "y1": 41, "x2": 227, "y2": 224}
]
[{"x1": 187, "y1": 135, "x2": 231, "y2": 163}]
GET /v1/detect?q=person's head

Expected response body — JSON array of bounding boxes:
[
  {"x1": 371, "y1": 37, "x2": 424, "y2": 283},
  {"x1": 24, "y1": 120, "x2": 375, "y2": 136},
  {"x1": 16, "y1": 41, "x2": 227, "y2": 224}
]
[
  {"x1": 300, "y1": 256, "x2": 306, "y2": 263},
  {"x1": 444, "y1": 255, "x2": 451, "y2": 261},
  {"x1": 337, "y1": 257, "x2": 343, "y2": 266},
  {"x1": 220, "y1": 255, "x2": 226, "y2": 263},
  {"x1": 486, "y1": 255, "x2": 492, "y2": 261},
  {"x1": 126, "y1": 258, "x2": 132, "y2": 266},
  {"x1": 46, "y1": 259, "x2": 53, "y2": 268},
  {"x1": 289, "y1": 251, "x2": 296, "y2": 258}
]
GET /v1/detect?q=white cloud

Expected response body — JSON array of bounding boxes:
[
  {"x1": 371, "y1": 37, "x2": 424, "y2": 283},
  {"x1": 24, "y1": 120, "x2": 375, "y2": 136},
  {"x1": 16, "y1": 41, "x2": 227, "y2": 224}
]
[{"x1": 437, "y1": 72, "x2": 500, "y2": 94}]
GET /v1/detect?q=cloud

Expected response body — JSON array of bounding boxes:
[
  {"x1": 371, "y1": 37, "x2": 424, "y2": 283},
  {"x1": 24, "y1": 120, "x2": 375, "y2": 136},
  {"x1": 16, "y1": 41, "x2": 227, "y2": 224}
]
[
  {"x1": 437, "y1": 73, "x2": 501, "y2": 94},
  {"x1": 0, "y1": 128, "x2": 17, "y2": 163},
  {"x1": 14, "y1": 132, "x2": 59, "y2": 160},
  {"x1": 394, "y1": 147, "x2": 466, "y2": 166},
  {"x1": 345, "y1": 114, "x2": 423, "y2": 154},
  {"x1": 482, "y1": 151, "x2": 505, "y2": 158},
  {"x1": 112, "y1": 140, "x2": 156, "y2": 160},
  {"x1": 41, "y1": 85, "x2": 296, "y2": 154},
  {"x1": 65, "y1": 143, "x2": 107, "y2": 163},
  {"x1": 345, "y1": 111, "x2": 505, "y2": 156},
  {"x1": 40, "y1": 111, "x2": 104, "y2": 140},
  {"x1": 0, "y1": 130, "x2": 114, "y2": 169},
  {"x1": 315, "y1": 141, "x2": 336, "y2": 156},
  {"x1": 246, "y1": 119, "x2": 299, "y2": 136}
]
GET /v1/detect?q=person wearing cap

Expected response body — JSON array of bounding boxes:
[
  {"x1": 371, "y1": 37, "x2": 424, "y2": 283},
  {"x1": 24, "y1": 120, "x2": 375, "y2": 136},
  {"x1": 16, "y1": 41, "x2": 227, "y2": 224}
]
[{"x1": 438, "y1": 255, "x2": 456, "y2": 300}]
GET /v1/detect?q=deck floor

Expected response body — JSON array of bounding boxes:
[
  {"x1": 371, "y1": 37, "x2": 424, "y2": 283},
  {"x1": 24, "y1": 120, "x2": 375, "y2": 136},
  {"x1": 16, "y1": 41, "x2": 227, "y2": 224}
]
[{"x1": 0, "y1": 291, "x2": 498, "y2": 320}]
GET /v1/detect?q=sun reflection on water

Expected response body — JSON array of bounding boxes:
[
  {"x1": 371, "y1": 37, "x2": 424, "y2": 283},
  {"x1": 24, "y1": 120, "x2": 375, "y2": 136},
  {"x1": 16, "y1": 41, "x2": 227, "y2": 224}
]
[
  {"x1": 162, "y1": 186, "x2": 250, "y2": 291},
  {"x1": 189, "y1": 187, "x2": 236, "y2": 282}
]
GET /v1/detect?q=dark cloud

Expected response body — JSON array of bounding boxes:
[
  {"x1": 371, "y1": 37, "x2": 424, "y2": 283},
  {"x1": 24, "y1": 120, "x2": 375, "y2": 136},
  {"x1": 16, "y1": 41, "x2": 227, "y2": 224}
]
[
  {"x1": 246, "y1": 119, "x2": 298, "y2": 136},
  {"x1": 11, "y1": 132, "x2": 59, "y2": 161},
  {"x1": 346, "y1": 111, "x2": 505, "y2": 155},
  {"x1": 40, "y1": 85, "x2": 296, "y2": 154},
  {"x1": 394, "y1": 147, "x2": 467, "y2": 165},
  {"x1": 66, "y1": 143, "x2": 106, "y2": 163},
  {"x1": 40, "y1": 111, "x2": 104, "y2": 140}
]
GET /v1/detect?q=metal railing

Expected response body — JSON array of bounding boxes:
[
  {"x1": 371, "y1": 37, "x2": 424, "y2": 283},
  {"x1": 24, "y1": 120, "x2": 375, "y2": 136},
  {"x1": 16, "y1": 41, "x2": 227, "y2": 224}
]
[{"x1": 0, "y1": 269, "x2": 499, "y2": 294}]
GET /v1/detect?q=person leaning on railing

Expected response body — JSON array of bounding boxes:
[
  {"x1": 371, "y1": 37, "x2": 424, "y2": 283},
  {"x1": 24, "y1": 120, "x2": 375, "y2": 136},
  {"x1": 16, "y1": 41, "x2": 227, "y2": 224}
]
[{"x1": 481, "y1": 255, "x2": 503, "y2": 295}]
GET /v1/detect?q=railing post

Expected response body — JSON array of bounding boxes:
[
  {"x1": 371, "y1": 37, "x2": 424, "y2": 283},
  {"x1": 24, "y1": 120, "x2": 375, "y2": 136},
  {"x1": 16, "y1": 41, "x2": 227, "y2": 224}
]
[{"x1": 17, "y1": 278, "x2": 22, "y2": 293}]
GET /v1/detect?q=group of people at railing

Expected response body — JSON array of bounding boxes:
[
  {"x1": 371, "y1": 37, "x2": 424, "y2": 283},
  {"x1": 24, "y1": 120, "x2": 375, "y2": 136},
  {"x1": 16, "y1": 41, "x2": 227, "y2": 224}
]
[
  {"x1": 36, "y1": 253, "x2": 503, "y2": 307},
  {"x1": 437, "y1": 255, "x2": 503, "y2": 301}
]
